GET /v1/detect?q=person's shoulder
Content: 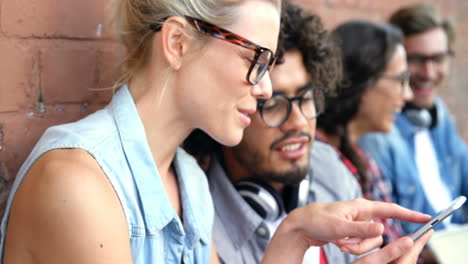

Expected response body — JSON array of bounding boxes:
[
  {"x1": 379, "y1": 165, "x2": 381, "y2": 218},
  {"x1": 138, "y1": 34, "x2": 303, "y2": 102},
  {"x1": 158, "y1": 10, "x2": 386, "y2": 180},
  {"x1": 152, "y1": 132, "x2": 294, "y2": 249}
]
[
  {"x1": 359, "y1": 129, "x2": 403, "y2": 152},
  {"x1": 434, "y1": 98, "x2": 458, "y2": 126},
  {"x1": 310, "y1": 141, "x2": 348, "y2": 172},
  {"x1": 310, "y1": 140, "x2": 345, "y2": 170},
  {"x1": 360, "y1": 131, "x2": 394, "y2": 143},
  {"x1": 434, "y1": 97, "x2": 450, "y2": 112},
  {"x1": 4, "y1": 148, "x2": 132, "y2": 263},
  {"x1": 310, "y1": 141, "x2": 362, "y2": 200},
  {"x1": 311, "y1": 140, "x2": 337, "y2": 157},
  {"x1": 20, "y1": 148, "x2": 116, "y2": 209},
  {"x1": 11, "y1": 148, "x2": 120, "y2": 227},
  {"x1": 38, "y1": 147, "x2": 98, "y2": 172},
  {"x1": 43, "y1": 107, "x2": 117, "y2": 148}
]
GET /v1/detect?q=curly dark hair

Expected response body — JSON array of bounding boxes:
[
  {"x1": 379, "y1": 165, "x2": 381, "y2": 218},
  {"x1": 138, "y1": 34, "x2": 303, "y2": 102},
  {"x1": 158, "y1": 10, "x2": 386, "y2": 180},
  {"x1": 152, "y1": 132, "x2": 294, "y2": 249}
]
[
  {"x1": 183, "y1": 1, "x2": 342, "y2": 162},
  {"x1": 276, "y1": 2, "x2": 342, "y2": 92},
  {"x1": 317, "y1": 20, "x2": 403, "y2": 187}
]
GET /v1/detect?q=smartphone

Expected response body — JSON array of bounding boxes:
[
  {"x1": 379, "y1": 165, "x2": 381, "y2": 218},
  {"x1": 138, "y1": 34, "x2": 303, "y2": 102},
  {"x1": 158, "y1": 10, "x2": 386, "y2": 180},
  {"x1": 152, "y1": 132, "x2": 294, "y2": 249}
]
[{"x1": 410, "y1": 195, "x2": 466, "y2": 240}]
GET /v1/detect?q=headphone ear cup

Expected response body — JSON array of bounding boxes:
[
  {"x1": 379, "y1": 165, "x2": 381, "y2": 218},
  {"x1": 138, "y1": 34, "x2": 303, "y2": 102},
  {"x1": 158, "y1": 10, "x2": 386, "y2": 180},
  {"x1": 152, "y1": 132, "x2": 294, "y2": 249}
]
[
  {"x1": 235, "y1": 180, "x2": 284, "y2": 221},
  {"x1": 282, "y1": 184, "x2": 299, "y2": 213},
  {"x1": 282, "y1": 177, "x2": 310, "y2": 213},
  {"x1": 403, "y1": 108, "x2": 432, "y2": 128}
]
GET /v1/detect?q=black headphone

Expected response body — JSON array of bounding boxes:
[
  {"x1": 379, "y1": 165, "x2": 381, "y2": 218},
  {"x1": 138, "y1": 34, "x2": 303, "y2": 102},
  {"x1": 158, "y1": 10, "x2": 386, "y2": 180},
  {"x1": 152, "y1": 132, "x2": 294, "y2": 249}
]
[
  {"x1": 402, "y1": 103, "x2": 437, "y2": 128},
  {"x1": 234, "y1": 177, "x2": 310, "y2": 221},
  {"x1": 403, "y1": 108, "x2": 432, "y2": 128}
]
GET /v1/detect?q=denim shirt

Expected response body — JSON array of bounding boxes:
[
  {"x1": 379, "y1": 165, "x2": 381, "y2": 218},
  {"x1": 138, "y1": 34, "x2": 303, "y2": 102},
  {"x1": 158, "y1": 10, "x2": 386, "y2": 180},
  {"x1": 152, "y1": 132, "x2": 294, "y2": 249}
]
[
  {"x1": 359, "y1": 98, "x2": 468, "y2": 233},
  {"x1": 0, "y1": 86, "x2": 214, "y2": 263}
]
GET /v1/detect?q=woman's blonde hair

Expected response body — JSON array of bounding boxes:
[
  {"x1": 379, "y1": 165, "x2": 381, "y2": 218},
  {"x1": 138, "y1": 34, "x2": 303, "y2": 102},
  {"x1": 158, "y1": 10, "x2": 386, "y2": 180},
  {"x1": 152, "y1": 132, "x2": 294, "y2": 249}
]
[{"x1": 114, "y1": 0, "x2": 282, "y2": 87}]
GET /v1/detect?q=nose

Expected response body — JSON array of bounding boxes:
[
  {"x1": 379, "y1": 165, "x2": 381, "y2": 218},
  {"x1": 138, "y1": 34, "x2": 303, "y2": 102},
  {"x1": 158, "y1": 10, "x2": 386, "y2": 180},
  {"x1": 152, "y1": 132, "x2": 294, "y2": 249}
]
[
  {"x1": 402, "y1": 83, "x2": 414, "y2": 102},
  {"x1": 280, "y1": 102, "x2": 308, "y2": 131},
  {"x1": 251, "y1": 72, "x2": 272, "y2": 99},
  {"x1": 420, "y1": 61, "x2": 438, "y2": 80}
]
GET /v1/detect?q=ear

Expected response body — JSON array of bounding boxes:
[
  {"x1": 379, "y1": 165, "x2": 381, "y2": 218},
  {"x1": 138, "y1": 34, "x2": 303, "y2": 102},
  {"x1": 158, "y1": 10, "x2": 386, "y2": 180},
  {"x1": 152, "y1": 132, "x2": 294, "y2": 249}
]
[{"x1": 160, "y1": 16, "x2": 191, "y2": 70}]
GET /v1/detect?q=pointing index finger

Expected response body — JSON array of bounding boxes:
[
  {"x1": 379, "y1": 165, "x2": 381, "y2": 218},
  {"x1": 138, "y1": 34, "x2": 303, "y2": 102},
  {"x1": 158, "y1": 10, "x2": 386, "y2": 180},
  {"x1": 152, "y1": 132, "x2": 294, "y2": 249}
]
[{"x1": 354, "y1": 200, "x2": 431, "y2": 223}]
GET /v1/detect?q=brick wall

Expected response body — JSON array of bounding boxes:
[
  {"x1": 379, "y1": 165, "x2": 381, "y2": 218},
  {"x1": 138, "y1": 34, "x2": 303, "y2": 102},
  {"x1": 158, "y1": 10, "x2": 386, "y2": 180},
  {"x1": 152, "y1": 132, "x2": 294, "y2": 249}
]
[
  {"x1": 0, "y1": 0, "x2": 122, "y2": 181},
  {"x1": 1, "y1": 0, "x2": 468, "y2": 182},
  {"x1": 293, "y1": 0, "x2": 468, "y2": 141}
]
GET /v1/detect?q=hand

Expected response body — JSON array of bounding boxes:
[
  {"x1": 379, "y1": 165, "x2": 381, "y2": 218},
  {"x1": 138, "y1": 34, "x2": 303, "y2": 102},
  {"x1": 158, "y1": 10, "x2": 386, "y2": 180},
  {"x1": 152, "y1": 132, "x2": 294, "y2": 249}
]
[
  {"x1": 352, "y1": 230, "x2": 434, "y2": 264},
  {"x1": 262, "y1": 199, "x2": 431, "y2": 264},
  {"x1": 420, "y1": 245, "x2": 438, "y2": 264},
  {"x1": 288, "y1": 199, "x2": 431, "y2": 254}
]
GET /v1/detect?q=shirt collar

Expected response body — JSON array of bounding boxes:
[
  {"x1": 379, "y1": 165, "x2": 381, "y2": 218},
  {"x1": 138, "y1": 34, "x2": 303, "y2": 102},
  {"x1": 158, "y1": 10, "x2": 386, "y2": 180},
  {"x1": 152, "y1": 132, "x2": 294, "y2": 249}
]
[
  {"x1": 174, "y1": 148, "x2": 212, "y2": 245},
  {"x1": 111, "y1": 85, "x2": 175, "y2": 231},
  {"x1": 207, "y1": 156, "x2": 264, "y2": 249},
  {"x1": 397, "y1": 97, "x2": 445, "y2": 138},
  {"x1": 110, "y1": 86, "x2": 210, "y2": 244}
]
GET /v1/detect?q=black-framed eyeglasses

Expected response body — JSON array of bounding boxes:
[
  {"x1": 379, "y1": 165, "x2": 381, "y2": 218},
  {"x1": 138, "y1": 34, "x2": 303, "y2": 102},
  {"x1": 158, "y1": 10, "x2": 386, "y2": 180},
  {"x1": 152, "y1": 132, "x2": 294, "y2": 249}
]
[
  {"x1": 150, "y1": 16, "x2": 277, "y2": 85},
  {"x1": 257, "y1": 84, "x2": 328, "y2": 128},
  {"x1": 407, "y1": 51, "x2": 454, "y2": 67},
  {"x1": 381, "y1": 71, "x2": 411, "y2": 95}
]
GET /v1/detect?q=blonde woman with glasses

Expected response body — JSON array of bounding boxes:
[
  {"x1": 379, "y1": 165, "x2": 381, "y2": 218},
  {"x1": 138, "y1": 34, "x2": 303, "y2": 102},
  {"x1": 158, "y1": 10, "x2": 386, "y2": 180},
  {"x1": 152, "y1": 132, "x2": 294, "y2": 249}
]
[{"x1": 0, "y1": 1, "x2": 431, "y2": 263}]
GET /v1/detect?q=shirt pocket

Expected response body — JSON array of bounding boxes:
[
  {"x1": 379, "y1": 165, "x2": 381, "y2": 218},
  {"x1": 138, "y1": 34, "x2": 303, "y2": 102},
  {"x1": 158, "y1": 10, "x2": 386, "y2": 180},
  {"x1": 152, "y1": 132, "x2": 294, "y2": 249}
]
[
  {"x1": 393, "y1": 180, "x2": 418, "y2": 208},
  {"x1": 129, "y1": 225, "x2": 165, "y2": 263}
]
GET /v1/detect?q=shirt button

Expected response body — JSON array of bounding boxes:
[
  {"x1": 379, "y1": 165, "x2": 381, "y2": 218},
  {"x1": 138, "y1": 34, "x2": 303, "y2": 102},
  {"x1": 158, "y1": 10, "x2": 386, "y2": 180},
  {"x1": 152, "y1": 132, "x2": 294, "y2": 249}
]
[
  {"x1": 408, "y1": 186, "x2": 415, "y2": 193},
  {"x1": 257, "y1": 227, "x2": 267, "y2": 236}
]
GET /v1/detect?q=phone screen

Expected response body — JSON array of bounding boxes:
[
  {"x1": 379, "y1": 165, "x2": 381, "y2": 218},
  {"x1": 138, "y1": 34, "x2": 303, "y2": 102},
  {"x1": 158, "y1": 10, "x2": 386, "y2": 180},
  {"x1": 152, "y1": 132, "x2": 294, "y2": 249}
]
[{"x1": 409, "y1": 196, "x2": 466, "y2": 240}]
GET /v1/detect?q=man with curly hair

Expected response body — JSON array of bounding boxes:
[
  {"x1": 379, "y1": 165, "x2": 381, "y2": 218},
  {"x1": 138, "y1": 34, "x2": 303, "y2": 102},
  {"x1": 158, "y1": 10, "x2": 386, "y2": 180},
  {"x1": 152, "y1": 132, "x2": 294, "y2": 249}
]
[{"x1": 183, "y1": 2, "x2": 361, "y2": 263}]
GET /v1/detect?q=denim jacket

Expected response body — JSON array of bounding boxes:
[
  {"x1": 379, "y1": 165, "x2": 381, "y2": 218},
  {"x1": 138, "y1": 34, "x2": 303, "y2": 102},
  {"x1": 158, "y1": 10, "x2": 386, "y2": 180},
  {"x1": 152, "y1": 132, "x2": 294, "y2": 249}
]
[
  {"x1": 359, "y1": 98, "x2": 468, "y2": 233},
  {"x1": 0, "y1": 86, "x2": 214, "y2": 263}
]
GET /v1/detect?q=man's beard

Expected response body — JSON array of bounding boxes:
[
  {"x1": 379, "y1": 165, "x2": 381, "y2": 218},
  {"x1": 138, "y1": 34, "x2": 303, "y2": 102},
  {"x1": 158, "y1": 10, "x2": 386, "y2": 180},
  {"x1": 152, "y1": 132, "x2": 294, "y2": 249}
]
[
  {"x1": 232, "y1": 146, "x2": 309, "y2": 185},
  {"x1": 254, "y1": 162, "x2": 309, "y2": 185}
]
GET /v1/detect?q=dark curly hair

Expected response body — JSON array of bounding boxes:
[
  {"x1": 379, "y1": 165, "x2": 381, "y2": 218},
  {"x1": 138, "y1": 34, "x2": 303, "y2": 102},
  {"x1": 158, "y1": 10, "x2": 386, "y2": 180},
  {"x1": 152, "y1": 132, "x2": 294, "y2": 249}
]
[
  {"x1": 276, "y1": 2, "x2": 342, "y2": 91},
  {"x1": 317, "y1": 20, "x2": 403, "y2": 187},
  {"x1": 183, "y1": 1, "x2": 342, "y2": 163}
]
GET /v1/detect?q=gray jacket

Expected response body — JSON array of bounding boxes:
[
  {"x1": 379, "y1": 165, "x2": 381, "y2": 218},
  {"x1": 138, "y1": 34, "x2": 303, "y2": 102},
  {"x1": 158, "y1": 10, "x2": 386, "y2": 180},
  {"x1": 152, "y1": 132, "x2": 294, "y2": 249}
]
[{"x1": 208, "y1": 141, "x2": 362, "y2": 264}]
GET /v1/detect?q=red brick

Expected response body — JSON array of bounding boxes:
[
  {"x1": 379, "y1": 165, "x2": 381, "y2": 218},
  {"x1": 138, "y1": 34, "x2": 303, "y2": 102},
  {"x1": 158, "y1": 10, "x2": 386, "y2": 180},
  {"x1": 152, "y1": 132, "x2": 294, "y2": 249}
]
[
  {"x1": 40, "y1": 45, "x2": 98, "y2": 103},
  {"x1": 326, "y1": 0, "x2": 364, "y2": 9},
  {"x1": 94, "y1": 43, "x2": 125, "y2": 104},
  {"x1": 0, "y1": 113, "x2": 51, "y2": 179},
  {"x1": 305, "y1": 5, "x2": 382, "y2": 28},
  {"x1": 0, "y1": 161, "x2": 7, "y2": 181},
  {"x1": 0, "y1": 123, "x2": 3, "y2": 152},
  {"x1": 0, "y1": 104, "x2": 104, "y2": 178},
  {"x1": 0, "y1": 40, "x2": 38, "y2": 112},
  {"x1": 459, "y1": 22, "x2": 468, "y2": 37},
  {"x1": 1, "y1": 0, "x2": 468, "y2": 184},
  {"x1": 1, "y1": 0, "x2": 113, "y2": 39},
  {"x1": 0, "y1": 0, "x2": 3, "y2": 33},
  {"x1": 292, "y1": 0, "x2": 324, "y2": 8}
]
